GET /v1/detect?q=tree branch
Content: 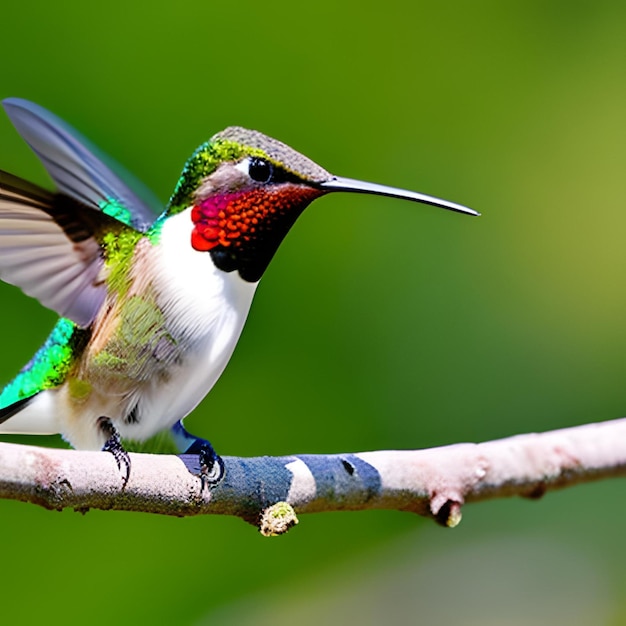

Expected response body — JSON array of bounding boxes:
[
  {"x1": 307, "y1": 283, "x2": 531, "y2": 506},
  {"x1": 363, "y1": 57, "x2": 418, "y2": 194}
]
[{"x1": 1, "y1": 418, "x2": 625, "y2": 534}]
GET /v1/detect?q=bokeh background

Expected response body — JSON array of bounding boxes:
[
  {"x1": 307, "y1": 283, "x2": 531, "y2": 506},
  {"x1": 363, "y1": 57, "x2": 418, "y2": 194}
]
[{"x1": 0, "y1": 2, "x2": 625, "y2": 624}]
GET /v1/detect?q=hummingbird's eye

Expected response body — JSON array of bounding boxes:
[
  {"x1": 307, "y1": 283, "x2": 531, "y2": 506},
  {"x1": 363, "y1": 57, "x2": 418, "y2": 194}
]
[{"x1": 248, "y1": 157, "x2": 273, "y2": 183}]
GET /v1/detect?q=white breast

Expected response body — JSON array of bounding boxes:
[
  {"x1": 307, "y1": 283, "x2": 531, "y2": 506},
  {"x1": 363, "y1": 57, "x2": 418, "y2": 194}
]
[{"x1": 119, "y1": 208, "x2": 258, "y2": 440}]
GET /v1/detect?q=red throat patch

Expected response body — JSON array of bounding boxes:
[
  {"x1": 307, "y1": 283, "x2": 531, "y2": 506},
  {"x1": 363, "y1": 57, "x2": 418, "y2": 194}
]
[{"x1": 190, "y1": 185, "x2": 322, "y2": 252}]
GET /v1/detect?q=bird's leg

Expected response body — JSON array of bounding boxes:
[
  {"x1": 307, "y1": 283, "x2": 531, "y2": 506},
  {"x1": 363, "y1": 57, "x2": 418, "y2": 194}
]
[
  {"x1": 170, "y1": 420, "x2": 225, "y2": 487},
  {"x1": 98, "y1": 416, "x2": 131, "y2": 487}
]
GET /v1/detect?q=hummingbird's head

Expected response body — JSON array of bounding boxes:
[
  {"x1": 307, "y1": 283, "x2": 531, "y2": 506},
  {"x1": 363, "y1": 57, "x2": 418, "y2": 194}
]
[
  {"x1": 167, "y1": 127, "x2": 478, "y2": 283},
  {"x1": 167, "y1": 127, "x2": 332, "y2": 282}
]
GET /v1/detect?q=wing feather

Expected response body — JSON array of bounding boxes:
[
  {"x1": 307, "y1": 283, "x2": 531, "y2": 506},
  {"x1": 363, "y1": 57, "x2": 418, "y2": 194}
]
[
  {"x1": 0, "y1": 170, "x2": 127, "y2": 326},
  {"x1": 2, "y1": 98, "x2": 162, "y2": 231},
  {"x1": 0, "y1": 98, "x2": 160, "y2": 326}
]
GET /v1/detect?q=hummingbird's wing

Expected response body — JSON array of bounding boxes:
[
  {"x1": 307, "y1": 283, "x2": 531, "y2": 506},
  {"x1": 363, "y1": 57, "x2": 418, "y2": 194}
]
[
  {"x1": 2, "y1": 98, "x2": 161, "y2": 231},
  {"x1": 0, "y1": 170, "x2": 130, "y2": 327}
]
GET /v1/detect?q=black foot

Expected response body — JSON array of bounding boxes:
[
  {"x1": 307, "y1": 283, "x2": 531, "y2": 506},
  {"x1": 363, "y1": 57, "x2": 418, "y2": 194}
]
[
  {"x1": 98, "y1": 416, "x2": 131, "y2": 487},
  {"x1": 171, "y1": 421, "x2": 225, "y2": 487}
]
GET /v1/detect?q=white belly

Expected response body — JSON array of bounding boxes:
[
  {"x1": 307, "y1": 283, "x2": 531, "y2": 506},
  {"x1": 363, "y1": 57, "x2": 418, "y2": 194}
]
[{"x1": 119, "y1": 290, "x2": 254, "y2": 440}]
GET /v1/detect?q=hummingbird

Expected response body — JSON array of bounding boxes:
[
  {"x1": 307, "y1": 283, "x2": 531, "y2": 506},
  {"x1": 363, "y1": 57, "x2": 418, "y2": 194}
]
[{"x1": 0, "y1": 98, "x2": 478, "y2": 484}]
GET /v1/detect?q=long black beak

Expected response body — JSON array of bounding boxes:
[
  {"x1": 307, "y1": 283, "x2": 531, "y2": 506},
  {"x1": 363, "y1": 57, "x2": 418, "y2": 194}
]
[{"x1": 319, "y1": 176, "x2": 479, "y2": 216}]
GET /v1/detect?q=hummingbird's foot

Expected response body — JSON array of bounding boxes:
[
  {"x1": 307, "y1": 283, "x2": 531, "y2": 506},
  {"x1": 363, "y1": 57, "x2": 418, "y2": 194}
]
[
  {"x1": 171, "y1": 421, "x2": 225, "y2": 487},
  {"x1": 179, "y1": 441, "x2": 225, "y2": 489},
  {"x1": 98, "y1": 416, "x2": 131, "y2": 487},
  {"x1": 198, "y1": 443, "x2": 225, "y2": 488}
]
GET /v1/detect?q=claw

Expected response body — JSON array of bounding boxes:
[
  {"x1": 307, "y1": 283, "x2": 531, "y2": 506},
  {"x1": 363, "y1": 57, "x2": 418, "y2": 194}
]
[
  {"x1": 98, "y1": 416, "x2": 131, "y2": 487},
  {"x1": 172, "y1": 420, "x2": 225, "y2": 487},
  {"x1": 179, "y1": 445, "x2": 225, "y2": 487},
  {"x1": 198, "y1": 445, "x2": 225, "y2": 487}
]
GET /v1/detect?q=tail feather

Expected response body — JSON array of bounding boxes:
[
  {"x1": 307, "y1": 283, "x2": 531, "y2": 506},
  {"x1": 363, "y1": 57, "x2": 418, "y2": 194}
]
[
  {"x1": 0, "y1": 394, "x2": 37, "y2": 424},
  {"x1": 0, "y1": 390, "x2": 59, "y2": 435}
]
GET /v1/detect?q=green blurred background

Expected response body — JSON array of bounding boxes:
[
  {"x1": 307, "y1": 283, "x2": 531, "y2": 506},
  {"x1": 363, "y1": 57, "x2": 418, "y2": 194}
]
[{"x1": 1, "y1": 1, "x2": 625, "y2": 624}]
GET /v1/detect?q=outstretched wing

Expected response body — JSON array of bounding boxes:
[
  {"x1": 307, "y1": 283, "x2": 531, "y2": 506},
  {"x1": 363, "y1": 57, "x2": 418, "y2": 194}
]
[
  {"x1": 0, "y1": 98, "x2": 165, "y2": 326},
  {"x1": 2, "y1": 98, "x2": 162, "y2": 231},
  {"x1": 0, "y1": 170, "x2": 131, "y2": 327}
]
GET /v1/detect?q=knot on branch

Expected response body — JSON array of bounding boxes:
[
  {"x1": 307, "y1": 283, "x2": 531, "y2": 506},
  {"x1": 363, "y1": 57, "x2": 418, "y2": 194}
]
[{"x1": 259, "y1": 501, "x2": 299, "y2": 537}]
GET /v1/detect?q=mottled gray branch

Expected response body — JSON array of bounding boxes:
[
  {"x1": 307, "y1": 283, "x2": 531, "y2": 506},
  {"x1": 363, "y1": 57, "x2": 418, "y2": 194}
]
[{"x1": 1, "y1": 418, "x2": 626, "y2": 534}]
